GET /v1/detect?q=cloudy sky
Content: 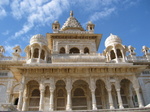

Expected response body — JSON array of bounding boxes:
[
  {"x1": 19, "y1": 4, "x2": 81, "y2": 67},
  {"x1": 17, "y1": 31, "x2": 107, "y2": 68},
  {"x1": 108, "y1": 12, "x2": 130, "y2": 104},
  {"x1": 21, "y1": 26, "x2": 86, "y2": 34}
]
[{"x1": 0, "y1": 0, "x2": 150, "y2": 56}]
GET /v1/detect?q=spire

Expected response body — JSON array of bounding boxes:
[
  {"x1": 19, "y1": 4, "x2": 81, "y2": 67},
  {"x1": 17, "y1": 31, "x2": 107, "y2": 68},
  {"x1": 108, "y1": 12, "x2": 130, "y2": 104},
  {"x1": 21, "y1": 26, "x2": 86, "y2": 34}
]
[
  {"x1": 61, "y1": 11, "x2": 84, "y2": 31},
  {"x1": 70, "y1": 10, "x2": 73, "y2": 17}
]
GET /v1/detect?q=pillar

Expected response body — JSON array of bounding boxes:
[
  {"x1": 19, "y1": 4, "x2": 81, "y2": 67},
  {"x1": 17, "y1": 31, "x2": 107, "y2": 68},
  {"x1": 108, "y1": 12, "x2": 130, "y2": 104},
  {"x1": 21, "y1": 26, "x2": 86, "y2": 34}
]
[
  {"x1": 135, "y1": 88, "x2": 144, "y2": 108},
  {"x1": 113, "y1": 48, "x2": 118, "y2": 63},
  {"x1": 91, "y1": 90, "x2": 97, "y2": 110},
  {"x1": 49, "y1": 89, "x2": 54, "y2": 111},
  {"x1": 116, "y1": 89, "x2": 124, "y2": 109},
  {"x1": 39, "y1": 82, "x2": 45, "y2": 111},
  {"x1": 38, "y1": 48, "x2": 42, "y2": 63},
  {"x1": 90, "y1": 78, "x2": 97, "y2": 110},
  {"x1": 17, "y1": 77, "x2": 25, "y2": 111},
  {"x1": 49, "y1": 77, "x2": 55, "y2": 111},
  {"x1": 66, "y1": 78, "x2": 72, "y2": 110},
  {"x1": 121, "y1": 49, "x2": 125, "y2": 62},
  {"x1": 22, "y1": 87, "x2": 27, "y2": 111},
  {"x1": 107, "y1": 89, "x2": 115, "y2": 109}
]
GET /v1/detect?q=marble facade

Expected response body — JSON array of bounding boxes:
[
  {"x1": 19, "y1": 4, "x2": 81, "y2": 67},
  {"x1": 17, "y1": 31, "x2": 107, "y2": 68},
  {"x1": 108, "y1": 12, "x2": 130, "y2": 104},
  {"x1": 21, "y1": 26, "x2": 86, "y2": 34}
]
[{"x1": 0, "y1": 11, "x2": 150, "y2": 111}]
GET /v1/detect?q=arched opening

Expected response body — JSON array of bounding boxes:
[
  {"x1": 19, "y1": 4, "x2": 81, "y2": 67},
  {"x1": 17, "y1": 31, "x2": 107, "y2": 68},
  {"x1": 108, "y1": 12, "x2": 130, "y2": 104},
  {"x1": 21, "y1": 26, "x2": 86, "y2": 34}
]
[
  {"x1": 110, "y1": 50, "x2": 116, "y2": 60},
  {"x1": 33, "y1": 48, "x2": 39, "y2": 58},
  {"x1": 111, "y1": 85, "x2": 118, "y2": 108},
  {"x1": 95, "y1": 79, "x2": 108, "y2": 109},
  {"x1": 14, "y1": 98, "x2": 19, "y2": 105},
  {"x1": 72, "y1": 80, "x2": 91, "y2": 110},
  {"x1": 27, "y1": 80, "x2": 40, "y2": 111},
  {"x1": 84, "y1": 47, "x2": 89, "y2": 54},
  {"x1": 69, "y1": 47, "x2": 80, "y2": 54},
  {"x1": 55, "y1": 80, "x2": 66, "y2": 110},
  {"x1": 40, "y1": 49, "x2": 45, "y2": 60},
  {"x1": 59, "y1": 47, "x2": 65, "y2": 54},
  {"x1": 120, "y1": 79, "x2": 136, "y2": 108},
  {"x1": 117, "y1": 49, "x2": 122, "y2": 58}
]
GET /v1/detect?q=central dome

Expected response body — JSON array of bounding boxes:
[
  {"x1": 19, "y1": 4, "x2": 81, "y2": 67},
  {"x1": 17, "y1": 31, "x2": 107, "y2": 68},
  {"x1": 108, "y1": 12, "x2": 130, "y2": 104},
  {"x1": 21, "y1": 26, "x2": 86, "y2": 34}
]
[
  {"x1": 105, "y1": 34, "x2": 122, "y2": 47},
  {"x1": 30, "y1": 34, "x2": 47, "y2": 45}
]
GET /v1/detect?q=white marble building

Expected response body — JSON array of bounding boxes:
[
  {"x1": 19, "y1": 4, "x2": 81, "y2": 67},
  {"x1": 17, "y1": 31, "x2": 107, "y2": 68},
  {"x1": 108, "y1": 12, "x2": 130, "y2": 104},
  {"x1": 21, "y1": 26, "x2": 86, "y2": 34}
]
[{"x1": 0, "y1": 11, "x2": 150, "y2": 111}]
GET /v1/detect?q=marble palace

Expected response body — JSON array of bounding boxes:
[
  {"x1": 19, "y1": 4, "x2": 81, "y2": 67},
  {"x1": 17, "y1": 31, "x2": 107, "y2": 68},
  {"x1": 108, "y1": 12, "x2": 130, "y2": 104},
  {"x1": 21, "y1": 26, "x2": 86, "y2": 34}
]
[{"x1": 0, "y1": 11, "x2": 150, "y2": 111}]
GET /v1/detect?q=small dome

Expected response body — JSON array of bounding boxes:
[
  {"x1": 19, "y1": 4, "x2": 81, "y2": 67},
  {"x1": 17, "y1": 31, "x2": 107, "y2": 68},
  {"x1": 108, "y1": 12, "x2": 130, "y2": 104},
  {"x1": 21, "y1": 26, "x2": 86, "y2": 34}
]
[
  {"x1": 30, "y1": 34, "x2": 47, "y2": 45},
  {"x1": 105, "y1": 33, "x2": 122, "y2": 47},
  {"x1": 54, "y1": 20, "x2": 59, "y2": 24},
  {"x1": 87, "y1": 21, "x2": 93, "y2": 24}
]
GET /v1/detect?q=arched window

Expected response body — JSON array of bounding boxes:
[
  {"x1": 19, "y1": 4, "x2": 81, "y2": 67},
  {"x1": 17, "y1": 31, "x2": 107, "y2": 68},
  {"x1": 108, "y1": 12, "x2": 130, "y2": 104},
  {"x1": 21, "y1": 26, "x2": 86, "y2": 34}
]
[
  {"x1": 33, "y1": 48, "x2": 39, "y2": 58},
  {"x1": 110, "y1": 50, "x2": 116, "y2": 60},
  {"x1": 117, "y1": 49, "x2": 122, "y2": 58},
  {"x1": 59, "y1": 47, "x2": 65, "y2": 54},
  {"x1": 40, "y1": 50, "x2": 45, "y2": 60},
  {"x1": 14, "y1": 98, "x2": 19, "y2": 105},
  {"x1": 84, "y1": 47, "x2": 89, "y2": 54},
  {"x1": 32, "y1": 89, "x2": 40, "y2": 96},
  {"x1": 69, "y1": 47, "x2": 79, "y2": 54},
  {"x1": 74, "y1": 88, "x2": 85, "y2": 96}
]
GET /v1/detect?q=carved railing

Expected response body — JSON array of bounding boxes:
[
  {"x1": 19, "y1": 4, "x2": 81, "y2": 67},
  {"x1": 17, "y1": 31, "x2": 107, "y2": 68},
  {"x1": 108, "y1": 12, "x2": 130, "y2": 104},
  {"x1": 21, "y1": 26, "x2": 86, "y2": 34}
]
[
  {"x1": 126, "y1": 56, "x2": 149, "y2": 62},
  {"x1": 0, "y1": 56, "x2": 26, "y2": 61},
  {"x1": 51, "y1": 53, "x2": 106, "y2": 62}
]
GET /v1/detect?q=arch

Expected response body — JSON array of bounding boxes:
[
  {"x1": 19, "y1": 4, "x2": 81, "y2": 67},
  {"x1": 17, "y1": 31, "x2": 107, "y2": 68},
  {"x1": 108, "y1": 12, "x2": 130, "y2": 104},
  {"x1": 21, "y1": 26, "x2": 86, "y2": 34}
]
[
  {"x1": 95, "y1": 79, "x2": 108, "y2": 109},
  {"x1": 33, "y1": 48, "x2": 39, "y2": 58},
  {"x1": 55, "y1": 80, "x2": 66, "y2": 110},
  {"x1": 84, "y1": 47, "x2": 89, "y2": 54},
  {"x1": 13, "y1": 84, "x2": 20, "y2": 93},
  {"x1": 69, "y1": 47, "x2": 80, "y2": 54},
  {"x1": 59, "y1": 47, "x2": 65, "y2": 54},
  {"x1": 40, "y1": 49, "x2": 45, "y2": 60},
  {"x1": 72, "y1": 80, "x2": 90, "y2": 110},
  {"x1": 116, "y1": 49, "x2": 122, "y2": 58},
  {"x1": 27, "y1": 80, "x2": 40, "y2": 111},
  {"x1": 120, "y1": 79, "x2": 135, "y2": 108},
  {"x1": 110, "y1": 50, "x2": 116, "y2": 60}
]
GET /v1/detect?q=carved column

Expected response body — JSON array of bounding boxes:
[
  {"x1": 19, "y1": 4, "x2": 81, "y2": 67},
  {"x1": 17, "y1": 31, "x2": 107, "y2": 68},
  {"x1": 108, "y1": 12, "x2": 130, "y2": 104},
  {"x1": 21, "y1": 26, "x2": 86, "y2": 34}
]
[
  {"x1": 39, "y1": 82, "x2": 45, "y2": 111},
  {"x1": 31, "y1": 47, "x2": 34, "y2": 60},
  {"x1": 22, "y1": 86, "x2": 27, "y2": 111},
  {"x1": 116, "y1": 89, "x2": 124, "y2": 109},
  {"x1": 121, "y1": 50, "x2": 125, "y2": 62},
  {"x1": 49, "y1": 77, "x2": 55, "y2": 111},
  {"x1": 44, "y1": 52, "x2": 47, "y2": 62},
  {"x1": 38, "y1": 48, "x2": 42, "y2": 63},
  {"x1": 115, "y1": 80, "x2": 124, "y2": 109},
  {"x1": 133, "y1": 77, "x2": 144, "y2": 108},
  {"x1": 107, "y1": 89, "x2": 115, "y2": 109},
  {"x1": 113, "y1": 46, "x2": 118, "y2": 63},
  {"x1": 90, "y1": 78, "x2": 97, "y2": 110},
  {"x1": 66, "y1": 78, "x2": 72, "y2": 110},
  {"x1": 17, "y1": 76, "x2": 25, "y2": 111},
  {"x1": 135, "y1": 88, "x2": 144, "y2": 108}
]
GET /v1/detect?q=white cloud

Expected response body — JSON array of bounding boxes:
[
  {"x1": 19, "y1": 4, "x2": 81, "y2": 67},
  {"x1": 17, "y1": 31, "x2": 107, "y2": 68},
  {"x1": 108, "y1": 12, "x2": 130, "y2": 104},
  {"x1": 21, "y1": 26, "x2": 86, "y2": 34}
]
[
  {"x1": 0, "y1": 0, "x2": 9, "y2": 18},
  {"x1": 89, "y1": 7, "x2": 116, "y2": 22},
  {"x1": 11, "y1": 0, "x2": 70, "y2": 38},
  {"x1": 0, "y1": 7, "x2": 7, "y2": 17}
]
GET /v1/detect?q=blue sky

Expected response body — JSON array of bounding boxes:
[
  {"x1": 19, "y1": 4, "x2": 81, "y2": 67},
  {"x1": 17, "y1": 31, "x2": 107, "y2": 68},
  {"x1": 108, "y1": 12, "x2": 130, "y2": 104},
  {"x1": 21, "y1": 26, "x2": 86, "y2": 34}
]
[{"x1": 0, "y1": 0, "x2": 150, "y2": 56}]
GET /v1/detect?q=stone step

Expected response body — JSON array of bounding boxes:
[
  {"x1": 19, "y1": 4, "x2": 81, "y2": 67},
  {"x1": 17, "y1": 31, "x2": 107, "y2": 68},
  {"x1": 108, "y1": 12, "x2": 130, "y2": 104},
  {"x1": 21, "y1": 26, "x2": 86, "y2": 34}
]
[{"x1": 9, "y1": 107, "x2": 150, "y2": 112}]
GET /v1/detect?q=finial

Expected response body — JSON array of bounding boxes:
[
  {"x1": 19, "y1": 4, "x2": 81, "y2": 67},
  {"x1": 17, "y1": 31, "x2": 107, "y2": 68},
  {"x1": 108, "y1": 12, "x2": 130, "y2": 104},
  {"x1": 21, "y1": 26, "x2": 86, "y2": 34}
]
[{"x1": 70, "y1": 10, "x2": 73, "y2": 16}]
